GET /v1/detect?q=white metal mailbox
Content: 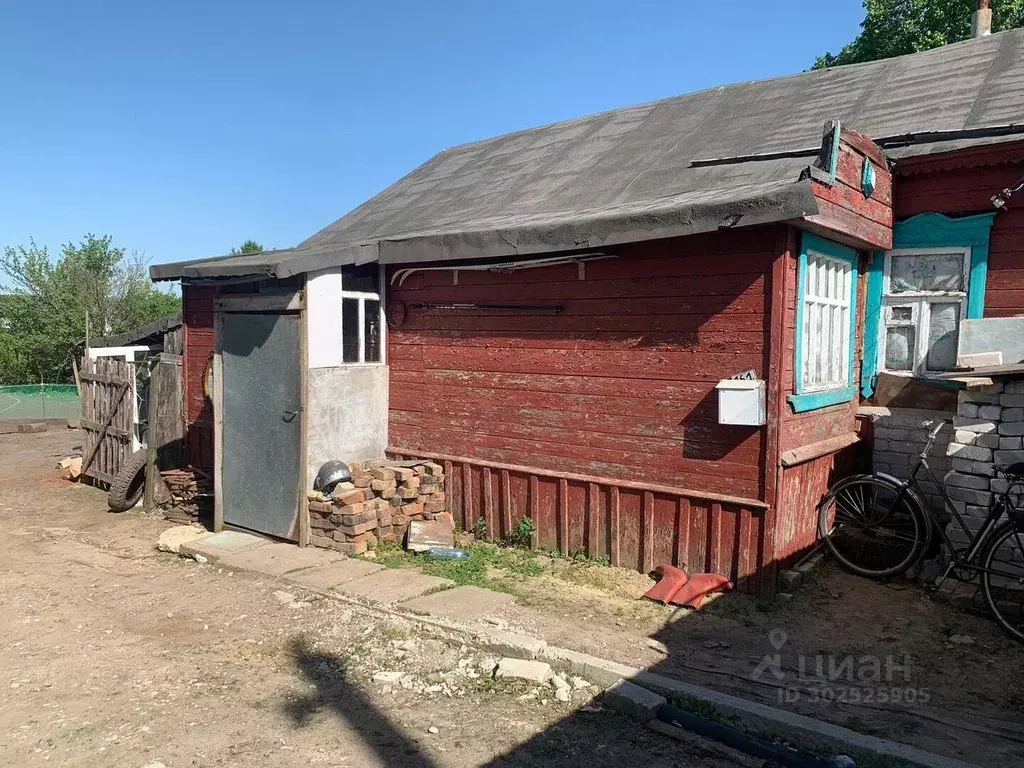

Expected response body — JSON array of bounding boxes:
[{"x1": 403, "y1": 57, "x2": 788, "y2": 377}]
[{"x1": 716, "y1": 379, "x2": 766, "y2": 426}]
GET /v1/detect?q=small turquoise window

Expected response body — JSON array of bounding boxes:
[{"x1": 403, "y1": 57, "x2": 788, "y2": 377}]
[{"x1": 788, "y1": 233, "x2": 859, "y2": 413}]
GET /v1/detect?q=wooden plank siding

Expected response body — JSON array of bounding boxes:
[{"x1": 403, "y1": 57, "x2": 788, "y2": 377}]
[
  {"x1": 893, "y1": 140, "x2": 1024, "y2": 317},
  {"x1": 388, "y1": 448, "x2": 768, "y2": 591},
  {"x1": 806, "y1": 129, "x2": 894, "y2": 251},
  {"x1": 773, "y1": 221, "x2": 870, "y2": 567},
  {"x1": 387, "y1": 227, "x2": 781, "y2": 501}
]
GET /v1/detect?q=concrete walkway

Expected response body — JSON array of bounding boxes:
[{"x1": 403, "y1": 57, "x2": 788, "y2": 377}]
[{"x1": 169, "y1": 529, "x2": 510, "y2": 620}]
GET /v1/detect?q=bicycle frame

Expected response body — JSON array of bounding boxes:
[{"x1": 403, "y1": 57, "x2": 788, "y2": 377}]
[{"x1": 881, "y1": 430, "x2": 1024, "y2": 582}]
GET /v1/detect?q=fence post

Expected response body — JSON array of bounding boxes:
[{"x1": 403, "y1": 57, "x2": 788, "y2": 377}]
[{"x1": 40, "y1": 379, "x2": 46, "y2": 420}]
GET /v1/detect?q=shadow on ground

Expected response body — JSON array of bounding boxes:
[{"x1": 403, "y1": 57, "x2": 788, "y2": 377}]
[{"x1": 283, "y1": 634, "x2": 734, "y2": 767}]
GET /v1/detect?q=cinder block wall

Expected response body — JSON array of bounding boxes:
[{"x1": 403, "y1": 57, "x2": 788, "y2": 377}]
[
  {"x1": 872, "y1": 407, "x2": 953, "y2": 513},
  {"x1": 944, "y1": 380, "x2": 1024, "y2": 550}
]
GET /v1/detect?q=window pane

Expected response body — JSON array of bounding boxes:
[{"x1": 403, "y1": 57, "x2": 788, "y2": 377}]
[
  {"x1": 342, "y1": 298, "x2": 360, "y2": 363},
  {"x1": 342, "y1": 263, "x2": 380, "y2": 294},
  {"x1": 364, "y1": 299, "x2": 381, "y2": 363},
  {"x1": 926, "y1": 302, "x2": 960, "y2": 372},
  {"x1": 885, "y1": 326, "x2": 915, "y2": 371},
  {"x1": 890, "y1": 253, "x2": 964, "y2": 293}
]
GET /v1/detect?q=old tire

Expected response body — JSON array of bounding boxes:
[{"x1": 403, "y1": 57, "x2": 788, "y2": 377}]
[{"x1": 108, "y1": 449, "x2": 147, "y2": 512}]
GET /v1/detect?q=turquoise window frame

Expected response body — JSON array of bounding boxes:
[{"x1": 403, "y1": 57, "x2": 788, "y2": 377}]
[
  {"x1": 788, "y1": 233, "x2": 860, "y2": 413},
  {"x1": 861, "y1": 212, "x2": 997, "y2": 398}
]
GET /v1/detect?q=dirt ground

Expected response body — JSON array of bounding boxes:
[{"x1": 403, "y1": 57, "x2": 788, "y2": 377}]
[
  {"x1": 0, "y1": 429, "x2": 746, "y2": 768},
  {"x1": 464, "y1": 532, "x2": 1024, "y2": 765},
  {"x1": 363, "y1": 481, "x2": 1024, "y2": 764}
]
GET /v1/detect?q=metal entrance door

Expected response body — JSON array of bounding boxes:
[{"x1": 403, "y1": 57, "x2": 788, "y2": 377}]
[{"x1": 221, "y1": 312, "x2": 302, "y2": 539}]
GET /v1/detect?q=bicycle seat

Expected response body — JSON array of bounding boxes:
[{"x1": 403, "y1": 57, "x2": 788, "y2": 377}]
[{"x1": 1003, "y1": 462, "x2": 1024, "y2": 477}]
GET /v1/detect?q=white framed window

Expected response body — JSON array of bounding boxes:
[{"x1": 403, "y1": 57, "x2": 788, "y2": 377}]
[
  {"x1": 879, "y1": 247, "x2": 969, "y2": 375},
  {"x1": 800, "y1": 251, "x2": 854, "y2": 393},
  {"x1": 341, "y1": 264, "x2": 385, "y2": 365}
]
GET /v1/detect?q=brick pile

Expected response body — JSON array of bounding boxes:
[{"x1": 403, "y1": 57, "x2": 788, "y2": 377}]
[{"x1": 307, "y1": 460, "x2": 447, "y2": 555}]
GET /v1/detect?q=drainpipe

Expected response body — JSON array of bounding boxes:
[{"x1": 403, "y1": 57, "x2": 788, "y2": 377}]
[{"x1": 972, "y1": 0, "x2": 992, "y2": 38}]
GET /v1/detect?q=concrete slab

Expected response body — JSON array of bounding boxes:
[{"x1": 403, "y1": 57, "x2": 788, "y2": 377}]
[
  {"x1": 336, "y1": 568, "x2": 454, "y2": 604},
  {"x1": 284, "y1": 558, "x2": 385, "y2": 590},
  {"x1": 219, "y1": 542, "x2": 345, "y2": 577},
  {"x1": 400, "y1": 585, "x2": 515, "y2": 621},
  {"x1": 156, "y1": 525, "x2": 212, "y2": 554},
  {"x1": 179, "y1": 531, "x2": 269, "y2": 563},
  {"x1": 406, "y1": 519, "x2": 455, "y2": 553}
]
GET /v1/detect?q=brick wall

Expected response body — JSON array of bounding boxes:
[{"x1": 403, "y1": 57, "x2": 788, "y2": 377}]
[
  {"x1": 307, "y1": 460, "x2": 447, "y2": 554},
  {"x1": 871, "y1": 407, "x2": 953, "y2": 512}
]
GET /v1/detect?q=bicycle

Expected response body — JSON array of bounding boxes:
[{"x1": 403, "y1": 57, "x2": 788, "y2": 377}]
[{"x1": 818, "y1": 420, "x2": 1024, "y2": 643}]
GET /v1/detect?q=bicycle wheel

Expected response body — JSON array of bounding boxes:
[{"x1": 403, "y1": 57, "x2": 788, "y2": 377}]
[
  {"x1": 980, "y1": 522, "x2": 1024, "y2": 644},
  {"x1": 818, "y1": 475, "x2": 928, "y2": 579}
]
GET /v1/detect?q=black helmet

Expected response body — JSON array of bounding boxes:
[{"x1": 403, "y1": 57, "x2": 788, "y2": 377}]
[{"x1": 313, "y1": 460, "x2": 352, "y2": 497}]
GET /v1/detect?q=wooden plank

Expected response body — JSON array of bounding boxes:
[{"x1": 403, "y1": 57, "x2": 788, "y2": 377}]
[
  {"x1": 710, "y1": 503, "x2": 723, "y2": 575},
  {"x1": 482, "y1": 467, "x2": 494, "y2": 540},
  {"x1": 79, "y1": 420, "x2": 131, "y2": 439},
  {"x1": 384, "y1": 446, "x2": 768, "y2": 509},
  {"x1": 839, "y1": 127, "x2": 889, "y2": 168},
  {"x1": 587, "y1": 482, "x2": 600, "y2": 558},
  {"x1": 500, "y1": 469, "x2": 512, "y2": 537},
  {"x1": 144, "y1": 447, "x2": 157, "y2": 512},
  {"x1": 609, "y1": 487, "x2": 620, "y2": 567},
  {"x1": 642, "y1": 491, "x2": 655, "y2": 574},
  {"x1": 87, "y1": 468, "x2": 116, "y2": 485},
  {"x1": 781, "y1": 433, "x2": 861, "y2": 468},
  {"x1": 215, "y1": 294, "x2": 303, "y2": 312},
  {"x1": 676, "y1": 497, "x2": 691, "y2": 569},
  {"x1": 462, "y1": 462, "x2": 473, "y2": 531},
  {"x1": 558, "y1": 478, "x2": 569, "y2": 555},
  {"x1": 529, "y1": 475, "x2": 540, "y2": 550}
]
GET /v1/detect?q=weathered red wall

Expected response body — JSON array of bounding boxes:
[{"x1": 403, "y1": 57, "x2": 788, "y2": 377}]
[
  {"x1": 773, "y1": 226, "x2": 868, "y2": 565},
  {"x1": 807, "y1": 129, "x2": 894, "y2": 251},
  {"x1": 387, "y1": 227, "x2": 782, "y2": 502},
  {"x1": 893, "y1": 141, "x2": 1024, "y2": 317},
  {"x1": 181, "y1": 284, "x2": 216, "y2": 470}
]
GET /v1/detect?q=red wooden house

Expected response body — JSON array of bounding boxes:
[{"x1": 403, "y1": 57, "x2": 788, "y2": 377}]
[{"x1": 152, "y1": 30, "x2": 1024, "y2": 595}]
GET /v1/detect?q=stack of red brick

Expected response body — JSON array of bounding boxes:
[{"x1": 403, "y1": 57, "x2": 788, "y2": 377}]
[{"x1": 307, "y1": 460, "x2": 447, "y2": 554}]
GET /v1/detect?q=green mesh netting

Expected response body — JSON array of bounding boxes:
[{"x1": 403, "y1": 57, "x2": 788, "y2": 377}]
[{"x1": 0, "y1": 385, "x2": 81, "y2": 421}]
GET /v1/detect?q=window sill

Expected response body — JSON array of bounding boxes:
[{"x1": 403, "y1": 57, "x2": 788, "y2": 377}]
[{"x1": 787, "y1": 386, "x2": 857, "y2": 413}]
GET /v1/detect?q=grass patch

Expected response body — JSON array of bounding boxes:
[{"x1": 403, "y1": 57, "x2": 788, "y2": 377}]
[{"x1": 372, "y1": 541, "x2": 543, "y2": 595}]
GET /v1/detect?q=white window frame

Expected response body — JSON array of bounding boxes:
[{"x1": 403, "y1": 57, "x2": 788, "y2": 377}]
[
  {"x1": 340, "y1": 264, "x2": 386, "y2": 366},
  {"x1": 800, "y1": 250, "x2": 854, "y2": 394},
  {"x1": 878, "y1": 247, "x2": 970, "y2": 377}
]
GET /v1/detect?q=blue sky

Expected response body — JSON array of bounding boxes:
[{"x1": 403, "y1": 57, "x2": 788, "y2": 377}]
[{"x1": 0, "y1": 1, "x2": 864, "y2": 273}]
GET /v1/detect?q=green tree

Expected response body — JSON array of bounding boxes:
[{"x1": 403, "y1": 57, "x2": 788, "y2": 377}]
[
  {"x1": 0, "y1": 234, "x2": 181, "y2": 384},
  {"x1": 814, "y1": 0, "x2": 1024, "y2": 69},
  {"x1": 229, "y1": 239, "x2": 265, "y2": 255}
]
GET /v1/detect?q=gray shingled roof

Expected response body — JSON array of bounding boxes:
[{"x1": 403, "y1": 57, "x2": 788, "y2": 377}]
[{"x1": 152, "y1": 29, "x2": 1024, "y2": 281}]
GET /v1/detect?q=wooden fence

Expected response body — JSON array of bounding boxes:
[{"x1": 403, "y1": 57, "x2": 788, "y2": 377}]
[
  {"x1": 387, "y1": 448, "x2": 770, "y2": 593},
  {"x1": 79, "y1": 357, "x2": 135, "y2": 485}
]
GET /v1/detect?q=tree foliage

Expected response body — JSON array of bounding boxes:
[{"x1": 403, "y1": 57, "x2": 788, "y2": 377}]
[
  {"x1": 814, "y1": 0, "x2": 1024, "y2": 69},
  {"x1": 0, "y1": 234, "x2": 181, "y2": 384},
  {"x1": 230, "y1": 239, "x2": 265, "y2": 255}
]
